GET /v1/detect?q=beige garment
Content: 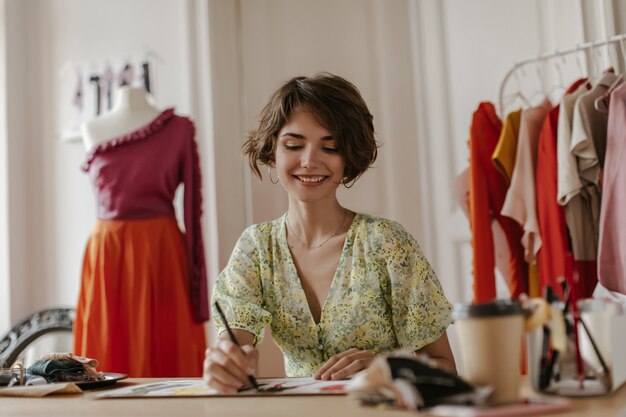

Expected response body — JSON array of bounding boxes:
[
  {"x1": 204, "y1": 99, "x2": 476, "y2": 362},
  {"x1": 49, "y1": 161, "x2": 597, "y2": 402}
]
[
  {"x1": 557, "y1": 83, "x2": 589, "y2": 205},
  {"x1": 501, "y1": 99, "x2": 552, "y2": 263},
  {"x1": 564, "y1": 73, "x2": 620, "y2": 260},
  {"x1": 571, "y1": 73, "x2": 620, "y2": 184}
]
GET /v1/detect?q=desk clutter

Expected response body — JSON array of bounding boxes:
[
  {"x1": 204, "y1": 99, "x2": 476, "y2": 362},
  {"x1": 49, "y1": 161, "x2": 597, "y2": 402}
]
[
  {"x1": 349, "y1": 353, "x2": 487, "y2": 409},
  {"x1": 348, "y1": 352, "x2": 571, "y2": 416},
  {"x1": 0, "y1": 352, "x2": 127, "y2": 397}
]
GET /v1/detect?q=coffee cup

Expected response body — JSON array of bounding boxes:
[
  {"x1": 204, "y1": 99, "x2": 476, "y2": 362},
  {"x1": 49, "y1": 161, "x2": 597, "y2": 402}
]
[{"x1": 452, "y1": 300, "x2": 525, "y2": 404}]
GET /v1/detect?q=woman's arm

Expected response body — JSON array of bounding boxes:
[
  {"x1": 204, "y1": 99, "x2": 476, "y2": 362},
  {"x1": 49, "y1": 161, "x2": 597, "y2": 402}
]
[{"x1": 417, "y1": 331, "x2": 457, "y2": 374}]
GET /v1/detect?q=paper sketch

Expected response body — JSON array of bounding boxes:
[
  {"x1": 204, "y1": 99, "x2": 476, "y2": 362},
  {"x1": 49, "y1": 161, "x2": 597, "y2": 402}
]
[{"x1": 97, "y1": 377, "x2": 348, "y2": 398}]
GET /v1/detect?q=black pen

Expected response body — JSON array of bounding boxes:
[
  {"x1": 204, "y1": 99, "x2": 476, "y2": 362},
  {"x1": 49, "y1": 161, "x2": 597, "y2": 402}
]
[{"x1": 214, "y1": 301, "x2": 260, "y2": 391}]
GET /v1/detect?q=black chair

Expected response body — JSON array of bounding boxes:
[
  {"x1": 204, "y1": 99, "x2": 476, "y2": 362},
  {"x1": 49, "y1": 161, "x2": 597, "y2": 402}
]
[{"x1": 0, "y1": 308, "x2": 75, "y2": 368}]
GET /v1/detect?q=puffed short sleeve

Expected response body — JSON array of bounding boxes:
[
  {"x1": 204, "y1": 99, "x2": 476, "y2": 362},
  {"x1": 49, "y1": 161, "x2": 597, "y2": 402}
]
[
  {"x1": 375, "y1": 220, "x2": 452, "y2": 350},
  {"x1": 211, "y1": 226, "x2": 272, "y2": 346}
]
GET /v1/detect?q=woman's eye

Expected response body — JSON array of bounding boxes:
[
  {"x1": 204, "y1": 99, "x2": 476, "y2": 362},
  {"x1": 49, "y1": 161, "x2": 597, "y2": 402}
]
[
  {"x1": 284, "y1": 144, "x2": 303, "y2": 150},
  {"x1": 323, "y1": 147, "x2": 338, "y2": 153}
]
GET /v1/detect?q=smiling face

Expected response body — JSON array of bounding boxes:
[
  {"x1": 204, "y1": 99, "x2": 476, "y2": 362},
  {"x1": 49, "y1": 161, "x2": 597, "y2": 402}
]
[{"x1": 274, "y1": 107, "x2": 346, "y2": 204}]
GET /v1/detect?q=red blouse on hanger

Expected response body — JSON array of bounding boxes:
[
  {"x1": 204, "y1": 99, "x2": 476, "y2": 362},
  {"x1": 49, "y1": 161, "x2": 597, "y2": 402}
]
[{"x1": 468, "y1": 103, "x2": 528, "y2": 302}]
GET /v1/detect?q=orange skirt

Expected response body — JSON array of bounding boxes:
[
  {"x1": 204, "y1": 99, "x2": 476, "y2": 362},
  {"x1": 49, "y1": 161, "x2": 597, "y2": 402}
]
[{"x1": 73, "y1": 217, "x2": 206, "y2": 377}]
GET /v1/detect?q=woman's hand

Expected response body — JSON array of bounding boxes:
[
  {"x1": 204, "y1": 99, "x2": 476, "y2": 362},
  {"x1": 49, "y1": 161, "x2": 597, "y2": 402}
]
[
  {"x1": 203, "y1": 338, "x2": 259, "y2": 394},
  {"x1": 313, "y1": 349, "x2": 375, "y2": 380}
]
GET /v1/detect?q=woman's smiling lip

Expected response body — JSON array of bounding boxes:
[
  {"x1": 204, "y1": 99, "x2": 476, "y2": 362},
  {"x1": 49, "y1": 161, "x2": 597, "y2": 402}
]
[{"x1": 292, "y1": 174, "x2": 329, "y2": 184}]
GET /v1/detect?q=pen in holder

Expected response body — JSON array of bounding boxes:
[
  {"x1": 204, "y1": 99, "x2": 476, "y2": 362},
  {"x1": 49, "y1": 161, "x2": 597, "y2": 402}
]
[{"x1": 527, "y1": 297, "x2": 626, "y2": 396}]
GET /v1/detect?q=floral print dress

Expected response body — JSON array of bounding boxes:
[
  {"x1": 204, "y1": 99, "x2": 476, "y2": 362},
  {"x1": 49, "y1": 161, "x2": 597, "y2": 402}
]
[{"x1": 212, "y1": 212, "x2": 452, "y2": 377}]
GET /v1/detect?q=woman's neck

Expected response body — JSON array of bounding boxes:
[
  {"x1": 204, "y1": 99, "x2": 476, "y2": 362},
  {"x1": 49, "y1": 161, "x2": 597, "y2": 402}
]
[{"x1": 287, "y1": 200, "x2": 346, "y2": 235}]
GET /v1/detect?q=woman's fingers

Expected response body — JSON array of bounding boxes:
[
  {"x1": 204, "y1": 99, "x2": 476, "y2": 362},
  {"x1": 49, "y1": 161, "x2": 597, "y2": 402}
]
[
  {"x1": 203, "y1": 354, "x2": 243, "y2": 393},
  {"x1": 313, "y1": 348, "x2": 357, "y2": 379},
  {"x1": 217, "y1": 339, "x2": 256, "y2": 374},
  {"x1": 211, "y1": 345, "x2": 251, "y2": 383},
  {"x1": 315, "y1": 349, "x2": 374, "y2": 380},
  {"x1": 241, "y1": 344, "x2": 259, "y2": 371},
  {"x1": 203, "y1": 341, "x2": 258, "y2": 393},
  {"x1": 327, "y1": 355, "x2": 373, "y2": 380}
]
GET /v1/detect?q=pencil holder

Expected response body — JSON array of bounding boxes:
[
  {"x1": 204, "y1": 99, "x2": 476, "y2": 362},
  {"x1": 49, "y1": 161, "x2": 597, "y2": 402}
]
[{"x1": 526, "y1": 299, "x2": 626, "y2": 396}]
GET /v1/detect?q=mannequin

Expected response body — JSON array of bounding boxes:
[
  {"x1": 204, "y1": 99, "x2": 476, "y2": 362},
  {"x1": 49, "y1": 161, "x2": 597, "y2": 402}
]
[
  {"x1": 75, "y1": 87, "x2": 208, "y2": 377},
  {"x1": 81, "y1": 87, "x2": 161, "y2": 150}
]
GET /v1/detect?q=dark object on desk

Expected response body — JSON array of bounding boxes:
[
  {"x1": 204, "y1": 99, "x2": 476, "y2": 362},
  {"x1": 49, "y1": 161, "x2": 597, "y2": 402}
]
[
  {"x1": 28, "y1": 359, "x2": 95, "y2": 384},
  {"x1": 387, "y1": 357, "x2": 475, "y2": 408},
  {"x1": 76, "y1": 373, "x2": 128, "y2": 390},
  {"x1": 213, "y1": 302, "x2": 260, "y2": 391},
  {"x1": 0, "y1": 364, "x2": 24, "y2": 387},
  {"x1": 0, "y1": 308, "x2": 75, "y2": 368},
  {"x1": 0, "y1": 372, "x2": 12, "y2": 386},
  {"x1": 350, "y1": 355, "x2": 480, "y2": 410}
]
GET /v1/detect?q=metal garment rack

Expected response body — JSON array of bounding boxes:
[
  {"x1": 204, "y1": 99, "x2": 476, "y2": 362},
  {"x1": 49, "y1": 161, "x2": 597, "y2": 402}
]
[{"x1": 498, "y1": 33, "x2": 626, "y2": 116}]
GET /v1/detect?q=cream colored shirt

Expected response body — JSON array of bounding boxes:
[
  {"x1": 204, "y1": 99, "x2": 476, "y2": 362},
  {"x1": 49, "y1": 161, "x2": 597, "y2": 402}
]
[{"x1": 501, "y1": 100, "x2": 552, "y2": 263}]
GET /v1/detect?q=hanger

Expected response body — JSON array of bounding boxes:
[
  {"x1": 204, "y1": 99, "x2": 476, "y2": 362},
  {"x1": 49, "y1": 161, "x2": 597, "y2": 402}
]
[
  {"x1": 497, "y1": 33, "x2": 626, "y2": 117},
  {"x1": 594, "y1": 73, "x2": 624, "y2": 113},
  {"x1": 545, "y1": 55, "x2": 567, "y2": 102},
  {"x1": 501, "y1": 67, "x2": 531, "y2": 115},
  {"x1": 575, "y1": 49, "x2": 587, "y2": 79},
  {"x1": 525, "y1": 64, "x2": 552, "y2": 106},
  {"x1": 617, "y1": 37, "x2": 626, "y2": 75}
]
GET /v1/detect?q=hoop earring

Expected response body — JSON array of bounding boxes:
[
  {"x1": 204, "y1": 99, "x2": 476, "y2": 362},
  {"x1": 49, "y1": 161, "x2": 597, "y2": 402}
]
[
  {"x1": 342, "y1": 177, "x2": 356, "y2": 189},
  {"x1": 268, "y1": 165, "x2": 279, "y2": 184}
]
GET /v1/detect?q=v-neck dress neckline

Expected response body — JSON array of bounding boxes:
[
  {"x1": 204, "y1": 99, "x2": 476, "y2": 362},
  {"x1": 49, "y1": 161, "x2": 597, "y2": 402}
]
[{"x1": 279, "y1": 212, "x2": 359, "y2": 327}]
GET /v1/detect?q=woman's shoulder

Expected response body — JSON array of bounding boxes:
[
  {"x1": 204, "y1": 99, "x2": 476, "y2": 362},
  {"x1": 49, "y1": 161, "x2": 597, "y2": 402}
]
[
  {"x1": 238, "y1": 215, "x2": 284, "y2": 244},
  {"x1": 353, "y1": 212, "x2": 410, "y2": 238}
]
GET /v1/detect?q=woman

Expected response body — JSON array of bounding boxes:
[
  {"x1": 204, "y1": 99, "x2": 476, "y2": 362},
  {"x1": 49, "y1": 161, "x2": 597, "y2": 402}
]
[{"x1": 204, "y1": 73, "x2": 455, "y2": 393}]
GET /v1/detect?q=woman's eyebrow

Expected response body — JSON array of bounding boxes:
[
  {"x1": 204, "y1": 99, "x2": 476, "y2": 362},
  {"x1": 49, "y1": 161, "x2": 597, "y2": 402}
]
[
  {"x1": 280, "y1": 132, "x2": 305, "y2": 139},
  {"x1": 279, "y1": 132, "x2": 335, "y2": 141}
]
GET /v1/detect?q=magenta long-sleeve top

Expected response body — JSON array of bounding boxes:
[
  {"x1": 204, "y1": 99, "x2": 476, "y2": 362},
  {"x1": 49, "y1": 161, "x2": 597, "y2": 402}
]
[{"x1": 81, "y1": 108, "x2": 209, "y2": 322}]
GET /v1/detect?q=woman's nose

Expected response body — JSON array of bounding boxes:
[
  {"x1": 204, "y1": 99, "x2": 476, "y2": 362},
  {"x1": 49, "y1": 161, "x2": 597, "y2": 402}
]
[{"x1": 300, "y1": 147, "x2": 319, "y2": 169}]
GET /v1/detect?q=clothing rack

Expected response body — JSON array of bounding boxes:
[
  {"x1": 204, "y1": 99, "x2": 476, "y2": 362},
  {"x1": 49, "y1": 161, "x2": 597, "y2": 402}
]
[{"x1": 498, "y1": 33, "x2": 626, "y2": 116}]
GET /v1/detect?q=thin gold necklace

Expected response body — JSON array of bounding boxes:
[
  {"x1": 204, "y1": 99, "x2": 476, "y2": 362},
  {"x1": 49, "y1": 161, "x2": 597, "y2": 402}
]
[{"x1": 286, "y1": 209, "x2": 348, "y2": 250}]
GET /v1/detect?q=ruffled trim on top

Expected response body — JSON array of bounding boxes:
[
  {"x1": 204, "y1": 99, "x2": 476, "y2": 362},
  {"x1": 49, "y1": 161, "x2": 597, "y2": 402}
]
[
  {"x1": 81, "y1": 108, "x2": 176, "y2": 172},
  {"x1": 186, "y1": 120, "x2": 209, "y2": 322}
]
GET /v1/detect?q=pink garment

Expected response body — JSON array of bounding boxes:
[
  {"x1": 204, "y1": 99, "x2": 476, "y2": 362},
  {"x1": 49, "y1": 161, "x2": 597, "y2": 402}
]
[
  {"x1": 598, "y1": 83, "x2": 626, "y2": 295},
  {"x1": 81, "y1": 108, "x2": 209, "y2": 321}
]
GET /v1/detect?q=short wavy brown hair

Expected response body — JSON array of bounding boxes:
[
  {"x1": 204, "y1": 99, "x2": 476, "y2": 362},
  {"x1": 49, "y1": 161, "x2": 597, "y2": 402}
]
[{"x1": 243, "y1": 72, "x2": 378, "y2": 185}]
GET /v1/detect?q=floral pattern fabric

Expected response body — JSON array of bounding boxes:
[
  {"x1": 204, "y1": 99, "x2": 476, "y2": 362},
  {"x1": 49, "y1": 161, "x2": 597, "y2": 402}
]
[{"x1": 212, "y1": 212, "x2": 452, "y2": 377}]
